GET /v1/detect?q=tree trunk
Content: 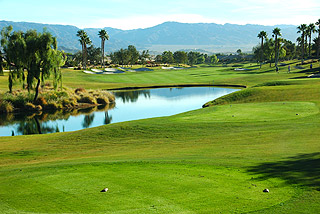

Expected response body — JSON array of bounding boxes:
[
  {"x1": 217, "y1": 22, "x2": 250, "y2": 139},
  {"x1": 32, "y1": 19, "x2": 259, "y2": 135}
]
[
  {"x1": 82, "y1": 43, "x2": 85, "y2": 69},
  {"x1": 317, "y1": 32, "x2": 320, "y2": 59},
  {"x1": 309, "y1": 36, "x2": 312, "y2": 58},
  {"x1": 84, "y1": 44, "x2": 87, "y2": 70},
  {"x1": 301, "y1": 35, "x2": 305, "y2": 64},
  {"x1": 260, "y1": 38, "x2": 264, "y2": 69},
  {"x1": 101, "y1": 39, "x2": 104, "y2": 68},
  {"x1": 34, "y1": 117, "x2": 42, "y2": 134},
  {"x1": 33, "y1": 78, "x2": 41, "y2": 102}
]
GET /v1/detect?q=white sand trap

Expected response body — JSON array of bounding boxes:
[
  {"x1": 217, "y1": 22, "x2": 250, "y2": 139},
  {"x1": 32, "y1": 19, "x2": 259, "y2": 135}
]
[
  {"x1": 83, "y1": 70, "x2": 96, "y2": 74},
  {"x1": 105, "y1": 68, "x2": 118, "y2": 72}
]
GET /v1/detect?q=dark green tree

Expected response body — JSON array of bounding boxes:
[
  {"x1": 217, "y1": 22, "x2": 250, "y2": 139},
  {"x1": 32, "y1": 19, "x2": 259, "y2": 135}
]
[
  {"x1": 162, "y1": 51, "x2": 174, "y2": 64},
  {"x1": 272, "y1": 28, "x2": 281, "y2": 67},
  {"x1": 297, "y1": 24, "x2": 307, "y2": 63},
  {"x1": 76, "y1": 30, "x2": 91, "y2": 70},
  {"x1": 316, "y1": 19, "x2": 320, "y2": 59},
  {"x1": 187, "y1": 51, "x2": 198, "y2": 66},
  {"x1": 173, "y1": 51, "x2": 188, "y2": 64},
  {"x1": 257, "y1": 31, "x2": 267, "y2": 68},
  {"x1": 306, "y1": 23, "x2": 316, "y2": 57},
  {"x1": 127, "y1": 45, "x2": 139, "y2": 66}
]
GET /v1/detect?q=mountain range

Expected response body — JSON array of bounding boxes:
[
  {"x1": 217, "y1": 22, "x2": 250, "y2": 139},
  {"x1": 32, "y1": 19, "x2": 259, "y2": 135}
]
[{"x1": 0, "y1": 20, "x2": 298, "y2": 54}]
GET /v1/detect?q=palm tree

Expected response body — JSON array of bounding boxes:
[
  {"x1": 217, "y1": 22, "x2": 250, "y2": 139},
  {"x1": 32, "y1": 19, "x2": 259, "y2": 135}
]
[
  {"x1": 98, "y1": 29, "x2": 109, "y2": 68},
  {"x1": 297, "y1": 24, "x2": 307, "y2": 63},
  {"x1": 306, "y1": 23, "x2": 316, "y2": 57},
  {"x1": 272, "y1": 28, "x2": 281, "y2": 68},
  {"x1": 315, "y1": 19, "x2": 320, "y2": 59},
  {"x1": 76, "y1": 30, "x2": 91, "y2": 70},
  {"x1": 257, "y1": 31, "x2": 267, "y2": 68}
]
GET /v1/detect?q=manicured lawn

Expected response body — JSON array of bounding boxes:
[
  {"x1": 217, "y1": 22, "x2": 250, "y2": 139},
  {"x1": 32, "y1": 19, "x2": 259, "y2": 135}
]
[{"x1": 0, "y1": 61, "x2": 320, "y2": 213}]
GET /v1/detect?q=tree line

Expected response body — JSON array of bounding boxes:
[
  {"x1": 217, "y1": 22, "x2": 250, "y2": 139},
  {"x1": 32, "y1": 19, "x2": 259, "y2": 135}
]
[
  {"x1": 0, "y1": 26, "x2": 65, "y2": 100},
  {"x1": 73, "y1": 29, "x2": 219, "y2": 67},
  {"x1": 254, "y1": 19, "x2": 320, "y2": 68}
]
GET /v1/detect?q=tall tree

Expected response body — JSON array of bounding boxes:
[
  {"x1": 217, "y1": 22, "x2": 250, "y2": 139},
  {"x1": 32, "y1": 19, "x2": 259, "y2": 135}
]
[
  {"x1": 306, "y1": 23, "x2": 316, "y2": 57},
  {"x1": 272, "y1": 28, "x2": 281, "y2": 67},
  {"x1": 297, "y1": 24, "x2": 307, "y2": 63},
  {"x1": 127, "y1": 45, "x2": 139, "y2": 66},
  {"x1": 98, "y1": 29, "x2": 109, "y2": 68},
  {"x1": 76, "y1": 30, "x2": 91, "y2": 70},
  {"x1": 315, "y1": 19, "x2": 320, "y2": 59},
  {"x1": 257, "y1": 31, "x2": 267, "y2": 68}
]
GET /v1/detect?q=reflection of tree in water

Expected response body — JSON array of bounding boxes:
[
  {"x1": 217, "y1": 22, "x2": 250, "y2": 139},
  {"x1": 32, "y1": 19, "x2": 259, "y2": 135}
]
[
  {"x1": 82, "y1": 114, "x2": 95, "y2": 128},
  {"x1": 16, "y1": 118, "x2": 58, "y2": 135},
  {"x1": 2, "y1": 103, "x2": 116, "y2": 136},
  {"x1": 104, "y1": 111, "x2": 112, "y2": 125},
  {"x1": 114, "y1": 90, "x2": 150, "y2": 103}
]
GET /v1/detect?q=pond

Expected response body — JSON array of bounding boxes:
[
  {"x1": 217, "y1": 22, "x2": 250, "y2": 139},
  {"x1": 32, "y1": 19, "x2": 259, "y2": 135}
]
[{"x1": 0, "y1": 87, "x2": 238, "y2": 137}]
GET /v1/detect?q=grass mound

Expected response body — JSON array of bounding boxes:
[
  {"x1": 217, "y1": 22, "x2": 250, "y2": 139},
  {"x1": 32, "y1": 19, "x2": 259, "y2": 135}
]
[{"x1": 182, "y1": 102, "x2": 319, "y2": 123}]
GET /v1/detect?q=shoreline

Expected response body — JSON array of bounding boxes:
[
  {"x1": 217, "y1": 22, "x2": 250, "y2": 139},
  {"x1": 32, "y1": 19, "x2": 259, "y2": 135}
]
[{"x1": 108, "y1": 83, "x2": 247, "y2": 91}]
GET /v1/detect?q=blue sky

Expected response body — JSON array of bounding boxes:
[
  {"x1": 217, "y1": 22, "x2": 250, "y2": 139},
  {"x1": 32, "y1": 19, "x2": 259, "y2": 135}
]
[{"x1": 1, "y1": 0, "x2": 319, "y2": 29}]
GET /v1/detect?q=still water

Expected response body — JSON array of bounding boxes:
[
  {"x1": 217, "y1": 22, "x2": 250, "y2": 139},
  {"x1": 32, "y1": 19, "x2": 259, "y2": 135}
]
[{"x1": 0, "y1": 87, "x2": 238, "y2": 137}]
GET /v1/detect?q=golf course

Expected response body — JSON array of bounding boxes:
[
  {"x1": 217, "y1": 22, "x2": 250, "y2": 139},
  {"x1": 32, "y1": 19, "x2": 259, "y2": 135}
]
[{"x1": 0, "y1": 61, "x2": 320, "y2": 213}]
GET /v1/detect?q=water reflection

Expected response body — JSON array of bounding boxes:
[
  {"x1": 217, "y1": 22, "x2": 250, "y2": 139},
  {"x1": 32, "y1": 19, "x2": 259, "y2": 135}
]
[
  {"x1": 1, "y1": 103, "x2": 114, "y2": 136},
  {"x1": 0, "y1": 87, "x2": 238, "y2": 137},
  {"x1": 114, "y1": 90, "x2": 150, "y2": 103},
  {"x1": 82, "y1": 114, "x2": 95, "y2": 128}
]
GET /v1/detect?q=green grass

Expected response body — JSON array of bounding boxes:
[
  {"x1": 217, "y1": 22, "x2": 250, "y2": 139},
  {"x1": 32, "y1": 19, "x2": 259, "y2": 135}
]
[{"x1": 1, "y1": 61, "x2": 320, "y2": 213}]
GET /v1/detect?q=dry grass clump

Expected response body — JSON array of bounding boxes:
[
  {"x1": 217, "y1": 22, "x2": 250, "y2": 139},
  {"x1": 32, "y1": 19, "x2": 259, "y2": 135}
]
[
  {"x1": 0, "y1": 87, "x2": 115, "y2": 114},
  {"x1": 0, "y1": 100, "x2": 14, "y2": 113},
  {"x1": 79, "y1": 94, "x2": 97, "y2": 105},
  {"x1": 34, "y1": 97, "x2": 48, "y2": 106}
]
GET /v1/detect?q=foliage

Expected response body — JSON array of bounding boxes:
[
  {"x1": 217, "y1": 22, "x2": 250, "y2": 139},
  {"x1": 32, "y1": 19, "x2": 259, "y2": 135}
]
[
  {"x1": 173, "y1": 51, "x2": 188, "y2": 64},
  {"x1": 161, "y1": 50, "x2": 174, "y2": 64},
  {"x1": 76, "y1": 30, "x2": 91, "y2": 69},
  {"x1": 0, "y1": 100, "x2": 13, "y2": 113},
  {"x1": 86, "y1": 45, "x2": 101, "y2": 66},
  {"x1": 0, "y1": 26, "x2": 66, "y2": 100}
]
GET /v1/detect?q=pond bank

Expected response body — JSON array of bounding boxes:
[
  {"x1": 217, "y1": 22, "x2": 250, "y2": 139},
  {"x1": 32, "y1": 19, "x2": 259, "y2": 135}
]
[{"x1": 108, "y1": 83, "x2": 247, "y2": 91}]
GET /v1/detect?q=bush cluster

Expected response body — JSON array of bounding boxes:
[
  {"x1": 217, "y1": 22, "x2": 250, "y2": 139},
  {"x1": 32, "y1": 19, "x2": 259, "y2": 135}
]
[{"x1": 0, "y1": 88, "x2": 115, "y2": 114}]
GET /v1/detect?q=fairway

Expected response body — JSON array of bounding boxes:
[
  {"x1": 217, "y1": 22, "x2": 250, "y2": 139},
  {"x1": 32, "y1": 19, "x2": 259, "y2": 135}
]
[
  {"x1": 0, "y1": 162, "x2": 295, "y2": 213},
  {"x1": 1, "y1": 62, "x2": 320, "y2": 213}
]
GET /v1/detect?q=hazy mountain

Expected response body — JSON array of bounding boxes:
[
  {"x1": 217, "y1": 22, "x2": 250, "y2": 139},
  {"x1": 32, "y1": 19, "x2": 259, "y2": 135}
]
[{"x1": 0, "y1": 20, "x2": 298, "y2": 53}]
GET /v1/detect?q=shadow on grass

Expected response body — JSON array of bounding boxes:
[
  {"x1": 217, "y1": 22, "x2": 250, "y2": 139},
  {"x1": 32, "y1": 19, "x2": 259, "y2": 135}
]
[{"x1": 247, "y1": 153, "x2": 320, "y2": 189}]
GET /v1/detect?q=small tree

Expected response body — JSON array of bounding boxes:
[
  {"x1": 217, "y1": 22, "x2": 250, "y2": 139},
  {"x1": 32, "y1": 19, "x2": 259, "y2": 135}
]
[
  {"x1": 210, "y1": 54, "x2": 219, "y2": 64},
  {"x1": 139, "y1": 50, "x2": 150, "y2": 65}
]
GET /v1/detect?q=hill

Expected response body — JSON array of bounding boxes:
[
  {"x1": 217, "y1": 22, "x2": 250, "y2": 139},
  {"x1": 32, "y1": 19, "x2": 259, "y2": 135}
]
[{"x1": 0, "y1": 20, "x2": 298, "y2": 53}]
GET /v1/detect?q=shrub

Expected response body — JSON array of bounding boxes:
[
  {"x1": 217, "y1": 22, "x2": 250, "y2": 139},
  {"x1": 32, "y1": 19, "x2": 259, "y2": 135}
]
[
  {"x1": 44, "y1": 101, "x2": 63, "y2": 111},
  {"x1": 24, "y1": 102, "x2": 37, "y2": 111},
  {"x1": 62, "y1": 98, "x2": 77, "y2": 108},
  {"x1": 79, "y1": 95, "x2": 97, "y2": 104},
  {"x1": 34, "y1": 97, "x2": 48, "y2": 106},
  {"x1": 75, "y1": 88, "x2": 86, "y2": 94},
  {"x1": 96, "y1": 97, "x2": 109, "y2": 105},
  {"x1": 0, "y1": 101, "x2": 14, "y2": 113}
]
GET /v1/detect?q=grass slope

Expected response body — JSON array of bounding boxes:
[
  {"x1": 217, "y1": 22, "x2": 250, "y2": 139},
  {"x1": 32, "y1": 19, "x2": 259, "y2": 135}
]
[{"x1": 0, "y1": 61, "x2": 320, "y2": 213}]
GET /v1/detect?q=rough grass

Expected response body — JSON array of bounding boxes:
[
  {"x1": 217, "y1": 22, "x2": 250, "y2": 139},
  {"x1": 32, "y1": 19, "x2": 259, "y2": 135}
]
[{"x1": 0, "y1": 61, "x2": 320, "y2": 213}]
